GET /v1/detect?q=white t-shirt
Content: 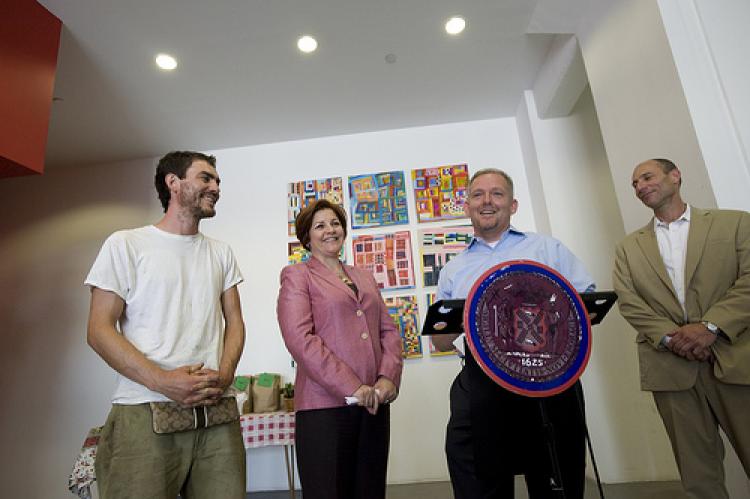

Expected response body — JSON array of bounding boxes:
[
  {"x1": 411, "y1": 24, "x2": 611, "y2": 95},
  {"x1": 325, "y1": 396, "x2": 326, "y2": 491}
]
[{"x1": 85, "y1": 225, "x2": 243, "y2": 404}]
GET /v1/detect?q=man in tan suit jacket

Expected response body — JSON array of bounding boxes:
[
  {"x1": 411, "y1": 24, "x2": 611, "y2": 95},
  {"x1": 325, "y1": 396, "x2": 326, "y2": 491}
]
[{"x1": 613, "y1": 158, "x2": 750, "y2": 499}]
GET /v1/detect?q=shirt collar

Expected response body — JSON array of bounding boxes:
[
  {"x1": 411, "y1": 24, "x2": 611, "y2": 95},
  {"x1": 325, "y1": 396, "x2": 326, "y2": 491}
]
[
  {"x1": 654, "y1": 204, "x2": 691, "y2": 229},
  {"x1": 468, "y1": 225, "x2": 525, "y2": 248}
]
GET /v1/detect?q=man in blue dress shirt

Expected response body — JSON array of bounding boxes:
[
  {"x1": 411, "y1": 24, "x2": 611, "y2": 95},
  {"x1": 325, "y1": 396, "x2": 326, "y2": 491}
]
[{"x1": 434, "y1": 168, "x2": 594, "y2": 499}]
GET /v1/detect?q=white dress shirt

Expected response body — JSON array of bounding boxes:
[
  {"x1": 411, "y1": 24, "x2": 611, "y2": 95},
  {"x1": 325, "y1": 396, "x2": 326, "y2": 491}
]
[{"x1": 654, "y1": 204, "x2": 691, "y2": 319}]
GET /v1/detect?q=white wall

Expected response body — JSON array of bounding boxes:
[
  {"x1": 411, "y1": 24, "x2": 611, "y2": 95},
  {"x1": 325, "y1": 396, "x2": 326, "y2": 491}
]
[
  {"x1": 693, "y1": 0, "x2": 750, "y2": 168},
  {"x1": 0, "y1": 118, "x2": 530, "y2": 497},
  {"x1": 576, "y1": 0, "x2": 715, "y2": 234},
  {"x1": 658, "y1": 0, "x2": 750, "y2": 211},
  {"x1": 515, "y1": 90, "x2": 552, "y2": 236}
]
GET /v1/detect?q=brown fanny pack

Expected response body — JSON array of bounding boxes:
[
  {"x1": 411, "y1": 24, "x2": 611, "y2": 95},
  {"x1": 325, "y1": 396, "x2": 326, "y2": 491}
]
[{"x1": 149, "y1": 397, "x2": 239, "y2": 434}]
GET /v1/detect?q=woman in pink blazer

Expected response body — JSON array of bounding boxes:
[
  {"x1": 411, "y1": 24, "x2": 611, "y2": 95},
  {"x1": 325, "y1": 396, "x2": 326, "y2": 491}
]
[{"x1": 277, "y1": 199, "x2": 403, "y2": 499}]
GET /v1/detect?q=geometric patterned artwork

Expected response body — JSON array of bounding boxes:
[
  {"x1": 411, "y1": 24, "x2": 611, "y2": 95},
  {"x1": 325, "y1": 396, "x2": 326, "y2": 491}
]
[
  {"x1": 384, "y1": 295, "x2": 422, "y2": 359},
  {"x1": 412, "y1": 164, "x2": 470, "y2": 223},
  {"x1": 419, "y1": 226, "x2": 474, "y2": 287},
  {"x1": 348, "y1": 171, "x2": 409, "y2": 228},
  {"x1": 425, "y1": 292, "x2": 457, "y2": 357},
  {"x1": 287, "y1": 177, "x2": 344, "y2": 236},
  {"x1": 287, "y1": 241, "x2": 345, "y2": 265},
  {"x1": 352, "y1": 231, "x2": 415, "y2": 290},
  {"x1": 287, "y1": 242, "x2": 311, "y2": 265}
]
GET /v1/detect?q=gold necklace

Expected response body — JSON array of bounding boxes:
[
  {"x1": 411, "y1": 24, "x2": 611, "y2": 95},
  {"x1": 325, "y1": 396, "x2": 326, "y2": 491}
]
[{"x1": 336, "y1": 267, "x2": 352, "y2": 283}]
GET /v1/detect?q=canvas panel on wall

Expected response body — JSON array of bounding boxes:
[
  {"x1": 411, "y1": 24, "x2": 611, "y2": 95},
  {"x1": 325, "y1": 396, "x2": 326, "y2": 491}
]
[
  {"x1": 384, "y1": 295, "x2": 422, "y2": 359},
  {"x1": 287, "y1": 242, "x2": 345, "y2": 265},
  {"x1": 351, "y1": 231, "x2": 415, "y2": 290},
  {"x1": 412, "y1": 164, "x2": 469, "y2": 223},
  {"x1": 419, "y1": 226, "x2": 474, "y2": 287},
  {"x1": 348, "y1": 171, "x2": 408, "y2": 228},
  {"x1": 287, "y1": 177, "x2": 344, "y2": 236},
  {"x1": 287, "y1": 242, "x2": 310, "y2": 265}
]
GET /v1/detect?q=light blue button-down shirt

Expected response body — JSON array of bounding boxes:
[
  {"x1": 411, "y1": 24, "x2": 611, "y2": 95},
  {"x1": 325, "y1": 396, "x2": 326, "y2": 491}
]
[
  {"x1": 436, "y1": 227, "x2": 595, "y2": 354},
  {"x1": 437, "y1": 227, "x2": 595, "y2": 301}
]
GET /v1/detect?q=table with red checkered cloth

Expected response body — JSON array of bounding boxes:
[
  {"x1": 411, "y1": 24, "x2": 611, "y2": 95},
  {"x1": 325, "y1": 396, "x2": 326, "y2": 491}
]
[{"x1": 240, "y1": 411, "x2": 296, "y2": 448}]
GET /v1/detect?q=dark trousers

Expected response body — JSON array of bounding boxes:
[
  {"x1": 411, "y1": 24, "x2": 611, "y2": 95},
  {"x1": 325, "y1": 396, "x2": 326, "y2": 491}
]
[
  {"x1": 447, "y1": 365, "x2": 484, "y2": 499},
  {"x1": 295, "y1": 404, "x2": 390, "y2": 499},
  {"x1": 447, "y1": 354, "x2": 587, "y2": 499}
]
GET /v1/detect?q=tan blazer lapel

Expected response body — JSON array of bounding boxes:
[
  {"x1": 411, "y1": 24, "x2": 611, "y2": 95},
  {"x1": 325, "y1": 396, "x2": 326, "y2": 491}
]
[
  {"x1": 635, "y1": 221, "x2": 679, "y2": 299},
  {"x1": 684, "y1": 207, "x2": 712, "y2": 287}
]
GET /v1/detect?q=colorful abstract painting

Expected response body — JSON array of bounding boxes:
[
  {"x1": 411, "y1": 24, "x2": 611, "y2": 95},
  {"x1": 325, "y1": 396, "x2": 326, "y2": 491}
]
[
  {"x1": 425, "y1": 293, "x2": 457, "y2": 357},
  {"x1": 287, "y1": 242, "x2": 310, "y2": 265},
  {"x1": 351, "y1": 231, "x2": 415, "y2": 290},
  {"x1": 384, "y1": 295, "x2": 422, "y2": 359},
  {"x1": 287, "y1": 242, "x2": 345, "y2": 265},
  {"x1": 287, "y1": 177, "x2": 344, "y2": 236},
  {"x1": 419, "y1": 226, "x2": 474, "y2": 287},
  {"x1": 412, "y1": 164, "x2": 470, "y2": 223},
  {"x1": 348, "y1": 171, "x2": 408, "y2": 228}
]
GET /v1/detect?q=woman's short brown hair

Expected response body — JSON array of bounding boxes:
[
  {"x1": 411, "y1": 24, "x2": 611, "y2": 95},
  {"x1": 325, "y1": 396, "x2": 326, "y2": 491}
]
[{"x1": 295, "y1": 199, "x2": 348, "y2": 250}]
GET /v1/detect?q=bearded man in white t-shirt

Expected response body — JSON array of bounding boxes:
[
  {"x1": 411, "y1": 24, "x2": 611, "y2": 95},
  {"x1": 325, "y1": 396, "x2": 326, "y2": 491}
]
[{"x1": 85, "y1": 151, "x2": 246, "y2": 499}]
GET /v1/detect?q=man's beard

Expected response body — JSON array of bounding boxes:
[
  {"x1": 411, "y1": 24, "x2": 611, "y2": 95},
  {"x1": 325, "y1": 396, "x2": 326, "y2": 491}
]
[
  {"x1": 179, "y1": 190, "x2": 217, "y2": 219},
  {"x1": 195, "y1": 205, "x2": 216, "y2": 218}
]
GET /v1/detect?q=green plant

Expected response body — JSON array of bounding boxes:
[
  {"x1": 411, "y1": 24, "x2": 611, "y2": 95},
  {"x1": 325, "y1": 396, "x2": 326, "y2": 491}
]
[{"x1": 282, "y1": 382, "x2": 294, "y2": 398}]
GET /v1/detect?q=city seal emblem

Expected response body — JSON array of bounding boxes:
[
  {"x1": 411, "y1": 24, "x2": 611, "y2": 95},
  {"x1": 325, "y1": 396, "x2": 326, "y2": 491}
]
[{"x1": 464, "y1": 260, "x2": 591, "y2": 397}]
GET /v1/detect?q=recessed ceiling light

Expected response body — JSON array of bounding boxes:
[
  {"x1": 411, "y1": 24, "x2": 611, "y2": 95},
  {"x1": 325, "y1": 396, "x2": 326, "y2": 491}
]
[
  {"x1": 297, "y1": 35, "x2": 318, "y2": 53},
  {"x1": 445, "y1": 16, "x2": 466, "y2": 35},
  {"x1": 155, "y1": 53, "x2": 178, "y2": 71}
]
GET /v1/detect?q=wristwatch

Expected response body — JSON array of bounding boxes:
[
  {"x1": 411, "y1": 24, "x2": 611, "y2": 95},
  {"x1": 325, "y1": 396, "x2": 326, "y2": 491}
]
[{"x1": 701, "y1": 321, "x2": 720, "y2": 335}]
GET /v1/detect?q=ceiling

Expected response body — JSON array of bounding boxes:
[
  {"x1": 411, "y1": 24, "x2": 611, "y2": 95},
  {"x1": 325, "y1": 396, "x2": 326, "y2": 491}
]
[{"x1": 39, "y1": 0, "x2": 563, "y2": 169}]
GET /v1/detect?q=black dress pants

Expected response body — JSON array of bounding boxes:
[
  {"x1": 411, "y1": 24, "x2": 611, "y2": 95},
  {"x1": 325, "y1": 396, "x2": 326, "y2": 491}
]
[
  {"x1": 295, "y1": 404, "x2": 390, "y2": 499},
  {"x1": 446, "y1": 365, "x2": 484, "y2": 499},
  {"x1": 446, "y1": 353, "x2": 587, "y2": 499}
]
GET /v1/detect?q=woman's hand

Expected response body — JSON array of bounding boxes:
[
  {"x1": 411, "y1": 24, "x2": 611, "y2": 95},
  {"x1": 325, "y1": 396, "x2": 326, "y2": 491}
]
[
  {"x1": 373, "y1": 376, "x2": 398, "y2": 405},
  {"x1": 352, "y1": 384, "x2": 380, "y2": 415}
]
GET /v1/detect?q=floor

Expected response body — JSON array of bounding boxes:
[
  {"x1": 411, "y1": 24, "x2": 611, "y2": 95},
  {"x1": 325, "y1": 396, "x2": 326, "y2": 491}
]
[{"x1": 247, "y1": 478, "x2": 687, "y2": 498}]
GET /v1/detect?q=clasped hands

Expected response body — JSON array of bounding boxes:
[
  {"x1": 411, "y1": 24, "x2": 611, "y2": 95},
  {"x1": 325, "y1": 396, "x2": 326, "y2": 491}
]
[
  {"x1": 352, "y1": 377, "x2": 398, "y2": 415},
  {"x1": 665, "y1": 323, "x2": 717, "y2": 362},
  {"x1": 155, "y1": 363, "x2": 229, "y2": 407}
]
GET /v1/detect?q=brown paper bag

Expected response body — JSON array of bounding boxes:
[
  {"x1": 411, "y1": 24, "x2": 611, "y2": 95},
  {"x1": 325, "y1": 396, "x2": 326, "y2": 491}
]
[
  {"x1": 252, "y1": 372, "x2": 281, "y2": 412},
  {"x1": 232, "y1": 375, "x2": 253, "y2": 414}
]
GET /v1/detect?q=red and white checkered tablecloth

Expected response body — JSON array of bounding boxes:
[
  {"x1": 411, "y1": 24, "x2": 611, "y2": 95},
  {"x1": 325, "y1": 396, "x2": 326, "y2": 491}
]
[{"x1": 240, "y1": 411, "x2": 295, "y2": 449}]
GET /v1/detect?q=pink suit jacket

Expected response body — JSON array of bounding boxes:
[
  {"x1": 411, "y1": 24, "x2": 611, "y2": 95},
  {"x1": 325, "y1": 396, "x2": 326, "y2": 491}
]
[{"x1": 277, "y1": 256, "x2": 404, "y2": 411}]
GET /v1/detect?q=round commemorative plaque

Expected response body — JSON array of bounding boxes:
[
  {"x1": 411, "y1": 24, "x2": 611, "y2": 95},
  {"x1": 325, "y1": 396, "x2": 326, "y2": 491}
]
[{"x1": 464, "y1": 260, "x2": 591, "y2": 397}]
